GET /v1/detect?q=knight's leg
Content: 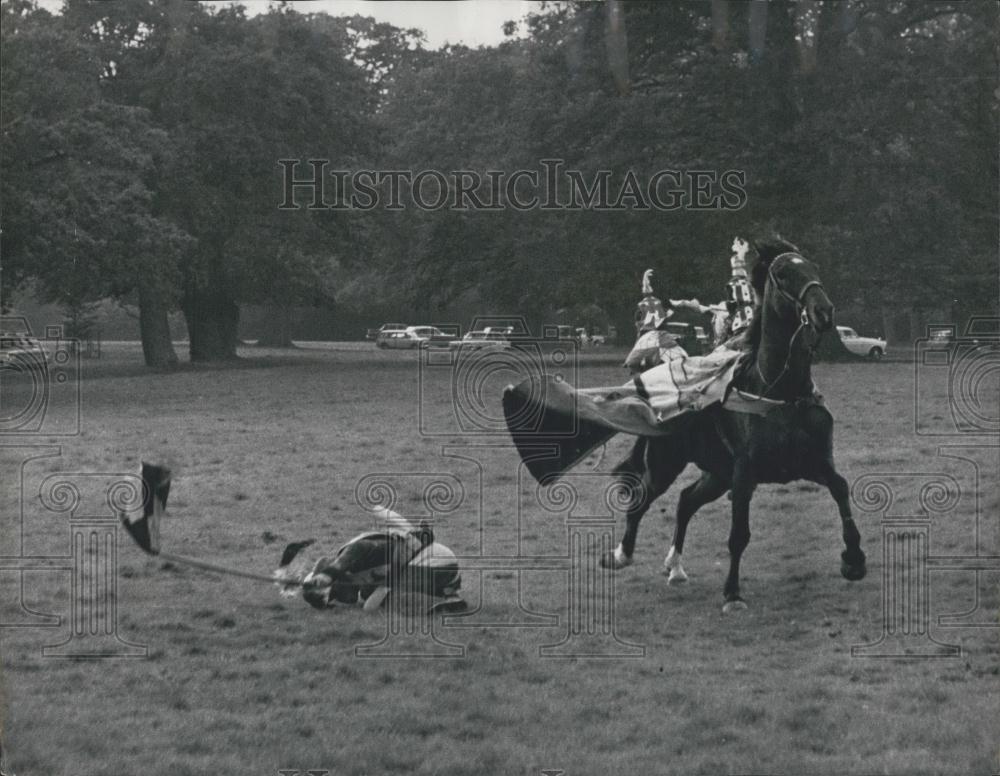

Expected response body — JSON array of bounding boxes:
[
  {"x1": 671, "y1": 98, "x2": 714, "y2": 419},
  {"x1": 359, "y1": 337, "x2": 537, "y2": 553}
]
[
  {"x1": 664, "y1": 472, "x2": 729, "y2": 584},
  {"x1": 825, "y1": 464, "x2": 866, "y2": 580},
  {"x1": 723, "y1": 459, "x2": 754, "y2": 611}
]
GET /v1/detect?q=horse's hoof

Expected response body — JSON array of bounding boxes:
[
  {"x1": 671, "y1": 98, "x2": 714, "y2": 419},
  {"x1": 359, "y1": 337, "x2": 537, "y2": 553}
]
[
  {"x1": 841, "y1": 561, "x2": 867, "y2": 581},
  {"x1": 600, "y1": 550, "x2": 633, "y2": 570},
  {"x1": 841, "y1": 549, "x2": 867, "y2": 581},
  {"x1": 665, "y1": 567, "x2": 688, "y2": 585},
  {"x1": 722, "y1": 599, "x2": 748, "y2": 614}
]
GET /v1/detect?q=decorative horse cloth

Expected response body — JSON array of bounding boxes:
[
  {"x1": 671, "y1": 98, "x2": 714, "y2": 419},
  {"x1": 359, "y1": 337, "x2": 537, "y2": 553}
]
[{"x1": 503, "y1": 346, "x2": 745, "y2": 482}]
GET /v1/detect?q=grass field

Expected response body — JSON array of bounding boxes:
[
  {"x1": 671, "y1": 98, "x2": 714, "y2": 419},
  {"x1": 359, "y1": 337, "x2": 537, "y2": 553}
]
[{"x1": 2, "y1": 343, "x2": 998, "y2": 776}]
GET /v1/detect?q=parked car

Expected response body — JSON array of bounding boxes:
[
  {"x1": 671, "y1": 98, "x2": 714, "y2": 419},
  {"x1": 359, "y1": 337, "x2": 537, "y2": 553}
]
[
  {"x1": 449, "y1": 330, "x2": 511, "y2": 351},
  {"x1": 482, "y1": 326, "x2": 514, "y2": 337},
  {"x1": 380, "y1": 326, "x2": 456, "y2": 349},
  {"x1": 836, "y1": 326, "x2": 887, "y2": 360},
  {"x1": 926, "y1": 328, "x2": 954, "y2": 348},
  {"x1": 0, "y1": 335, "x2": 48, "y2": 367},
  {"x1": 663, "y1": 322, "x2": 706, "y2": 356},
  {"x1": 371, "y1": 323, "x2": 408, "y2": 345}
]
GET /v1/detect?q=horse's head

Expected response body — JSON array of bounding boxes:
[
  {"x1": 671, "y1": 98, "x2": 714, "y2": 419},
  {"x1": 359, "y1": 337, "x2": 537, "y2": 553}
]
[{"x1": 758, "y1": 247, "x2": 834, "y2": 334}]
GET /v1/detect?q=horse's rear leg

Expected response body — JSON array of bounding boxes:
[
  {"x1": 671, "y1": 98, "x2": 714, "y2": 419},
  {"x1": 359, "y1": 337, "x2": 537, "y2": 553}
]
[
  {"x1": 602, "y1": 441, "x2": 685, "y2": 569},
  {"x1": 611, "y1": 437, "x2": 646, "y2": 479},
  {"x1": 823, "y1": 463, "x2": 866, "y2": 580},
  {"x1": 663, "y1": 472, "x2": 729, "y2": 585}
]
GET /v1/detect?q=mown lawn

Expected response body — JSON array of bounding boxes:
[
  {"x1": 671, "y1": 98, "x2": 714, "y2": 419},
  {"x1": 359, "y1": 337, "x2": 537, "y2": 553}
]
[{"x1": 2, "y1": 343, "x2": 997, "y2": 776}]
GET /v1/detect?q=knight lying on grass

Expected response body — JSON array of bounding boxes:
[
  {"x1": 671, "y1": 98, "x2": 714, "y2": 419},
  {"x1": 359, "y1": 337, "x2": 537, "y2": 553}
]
[
  {"x1": 273, "y1": 507, "x2": 466, "y2": 613},
  {"x1": 121, "y1": 462, "x2": 466, "y2": 614}
]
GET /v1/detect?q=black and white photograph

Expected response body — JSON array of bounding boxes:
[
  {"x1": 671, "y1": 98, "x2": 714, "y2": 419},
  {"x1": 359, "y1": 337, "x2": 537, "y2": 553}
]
[{"x1": 1, "y1": 1, "x2": 998, "y2": 774}]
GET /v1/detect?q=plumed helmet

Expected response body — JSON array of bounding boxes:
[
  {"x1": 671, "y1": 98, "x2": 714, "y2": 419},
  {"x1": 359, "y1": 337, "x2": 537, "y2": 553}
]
[{"x1": 730, "y1": 237, "x2": 750, "y2": 278}]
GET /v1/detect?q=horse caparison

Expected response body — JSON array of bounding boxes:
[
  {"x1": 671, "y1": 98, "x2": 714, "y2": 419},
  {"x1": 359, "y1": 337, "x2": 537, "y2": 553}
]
[{"x1": 604, "y1": 240, "x2": 867, "y2": 612}]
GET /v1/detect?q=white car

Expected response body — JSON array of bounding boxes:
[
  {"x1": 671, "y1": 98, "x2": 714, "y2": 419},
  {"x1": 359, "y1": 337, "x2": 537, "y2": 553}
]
[
  {"x1": 370, "y1": 323, "x2": 407, "y2": 343},
  {"x1": 449, "y1": 330, "x2": 511, "y2": 351},
  {"x1": 380, "y1": 326, "x2": 455, "y2": 349},
  {"x1": 836, "y1": 326, "x2": 887, "y2": 360}
]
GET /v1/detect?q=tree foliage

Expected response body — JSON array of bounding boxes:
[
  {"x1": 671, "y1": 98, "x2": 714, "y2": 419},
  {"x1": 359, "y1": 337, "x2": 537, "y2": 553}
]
[
  {"x1": 2, "y1": 0, "x2": 995, "y2": 361},
  {"x1": 373, "y1": 0, "x2": 997, "y2": 337}
]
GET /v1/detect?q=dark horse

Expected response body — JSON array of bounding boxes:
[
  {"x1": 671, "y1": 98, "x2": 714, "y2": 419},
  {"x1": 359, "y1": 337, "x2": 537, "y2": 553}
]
[{"x1": 601, "y1": 241, "x2": 867, "y2": 612}]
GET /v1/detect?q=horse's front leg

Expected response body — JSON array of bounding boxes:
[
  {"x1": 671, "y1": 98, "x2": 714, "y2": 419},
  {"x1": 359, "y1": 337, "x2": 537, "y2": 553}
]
[
  {"x1": 824, "y1": 463, "x2": 866, "y2": 580},
  {"x1": 723, "y1": 458, "x2": 755, "y2": 612}
]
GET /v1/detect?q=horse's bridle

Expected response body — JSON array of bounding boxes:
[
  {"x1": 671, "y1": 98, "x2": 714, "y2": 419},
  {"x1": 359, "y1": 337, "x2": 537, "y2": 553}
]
[
  {"x1": 767, "y1": 253, "x2": 824, "y2": 316},
  {"x1": 757, "y1": 252, "x2": 826, "y2": 397}
]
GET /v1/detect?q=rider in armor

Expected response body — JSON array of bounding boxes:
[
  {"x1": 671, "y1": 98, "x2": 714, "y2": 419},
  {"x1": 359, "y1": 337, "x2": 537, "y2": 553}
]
[
  {"x1": 724, "y1": 237, "x2": 756, "y2": 340},
  {"x1": 692, "y1": 237, "x2": 758, "y2": 348},
  {"x1": 625, "y1": 268, "x2": 705, "y2": 373},
  {"x1": 274, "y1": 508, "x2": 466, "y2": 613}
]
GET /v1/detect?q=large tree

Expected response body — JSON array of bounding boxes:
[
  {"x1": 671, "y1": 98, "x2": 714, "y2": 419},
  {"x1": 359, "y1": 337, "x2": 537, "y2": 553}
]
[
  {"x1": 121, "y1": 4, "x2": 378, "y2": 360},
  {"x1": 1, "y1": 0, "x2": 190, "y2": 366},
  {"x1": 4, "y1": 0, "x2": 382, "y2": 363}
]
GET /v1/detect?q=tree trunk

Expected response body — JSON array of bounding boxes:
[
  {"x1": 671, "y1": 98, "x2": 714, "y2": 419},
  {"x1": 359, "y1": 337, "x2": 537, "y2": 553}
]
[
  {"x1": 711, "y1": 0, "x2": 730, "y2": 52},
  {"x1": 606, "y1": 302, "x2": 637, "y2": 349},
  {"x1": 881, "y1": 305, "x2": 902, "y2": 350},
  {"x1": 795, "y1": 0, "x2": 818, "y2": 74},
  {"x1": 256, "y1": 303, "x2": 295, "y2": 347},
  {"x1": 749, "y1": 0, "x2": 768, "y2": 65},
  {"x1": 838, "y1": 0, "x2": 859, "y2": 37},
  {"x1": 182, "y1": 286, "x2": 240, "y2": 361},
  {"x1": 138, "y1": 280, "x2": 179, "y2": 368},
  {"x1": 605, "y1": 0, "x2": 630, "y2": 96}
]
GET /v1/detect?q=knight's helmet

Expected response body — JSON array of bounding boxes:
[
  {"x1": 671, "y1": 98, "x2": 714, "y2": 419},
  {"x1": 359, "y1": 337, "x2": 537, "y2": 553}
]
[
  {"x1": 636, "y1": 268, "x2": 670, "y2": 333},
  {"x1": 725, "y1": 237, "x2": 755, "y2": 334}
]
